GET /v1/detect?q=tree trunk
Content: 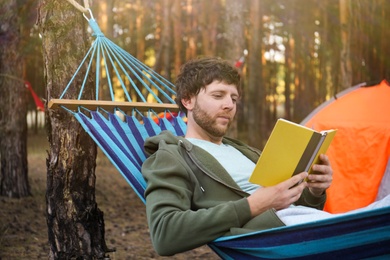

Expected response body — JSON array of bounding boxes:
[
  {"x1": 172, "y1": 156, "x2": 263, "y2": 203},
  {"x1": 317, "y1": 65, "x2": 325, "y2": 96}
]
[
  {"x1": 224, "y1": 0, "x2": 246, "y2": 140},
  {"x1": 284, "y1": 34, "x2": 293, "y2": 120},
  {"x1": 339, "y1": 0, "x2": 352, "y2": 89},
  {"x1": 185, "y1": 0, "x2": 197, "y2": 60},
  {"x1": 154, "y1": 0, "x2": 172, "y2": 103},
  {"x1": 247, "y1": 0, "x2": 265, "y2": 147},
  {"x1": 38, "y1": 0, "x2": 109, "y2": 258},
  {"x1": 162, "y1": 0, "x2": 172, "y2": 81},
  {"x1": 136, "y1": 0, "x2": 146, "y2": 63},
  {"x1": 0, "y1": 0, "x2": 30, "y2": 198},
  {"x1": 172, "y1": 0, "x2": 183, "y2": 76},
  {"x1": 200, "y1": 0, "x2": 219, "y2": 56}
]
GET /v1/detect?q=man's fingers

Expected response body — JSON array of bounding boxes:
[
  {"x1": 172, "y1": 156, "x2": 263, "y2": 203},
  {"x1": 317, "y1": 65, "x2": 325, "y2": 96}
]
[
  {"x1": 308, "y1": 172, "x2": 332, "y2": 182},
  {"x1": 279, "y1": 172, "x2": 308, "y2": 189},
  {"x1": 318, "y1": 154, "x2": 330, "y2": 165},
  {"x1": 293, "y1": 172, "x2": 308, "y2": 184}
]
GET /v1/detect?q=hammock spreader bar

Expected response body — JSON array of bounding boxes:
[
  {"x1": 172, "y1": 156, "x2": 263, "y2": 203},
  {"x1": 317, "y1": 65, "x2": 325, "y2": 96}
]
[{"x1": 48, "y1": 99, "x2": 179, "y2": 113}]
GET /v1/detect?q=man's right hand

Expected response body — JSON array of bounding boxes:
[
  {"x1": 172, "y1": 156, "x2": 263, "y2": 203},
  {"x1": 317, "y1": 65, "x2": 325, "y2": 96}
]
[{"x1": 246, "y1": 172, "x2": 308, "y2": 217}]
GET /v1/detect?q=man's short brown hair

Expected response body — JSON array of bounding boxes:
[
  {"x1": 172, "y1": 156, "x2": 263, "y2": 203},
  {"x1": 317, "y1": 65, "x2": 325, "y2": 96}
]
[{"x1": 175, "y1": 57, "x2": 242, "y2": 113}]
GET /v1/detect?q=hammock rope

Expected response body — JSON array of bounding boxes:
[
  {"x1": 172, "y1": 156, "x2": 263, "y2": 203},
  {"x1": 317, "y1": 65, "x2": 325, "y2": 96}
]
[
  {"x1": 49, "y1": 10, "x2": 178, "y2": 114},
  {"x1": 66, "y1": 0, "x2": 90, "y2": 14}
]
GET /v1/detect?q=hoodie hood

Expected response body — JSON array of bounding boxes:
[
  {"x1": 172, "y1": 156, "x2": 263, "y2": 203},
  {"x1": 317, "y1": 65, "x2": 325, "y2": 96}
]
[
  {"x1": 144, "y1": 130, "x2": 188, "y2": 156},
  {"x1": 143, "y1": 130, "x2": 261, "y2": 163}
]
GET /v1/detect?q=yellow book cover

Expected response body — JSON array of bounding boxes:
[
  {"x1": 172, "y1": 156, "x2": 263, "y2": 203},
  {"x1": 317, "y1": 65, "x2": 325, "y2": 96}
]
[{"x1": 249, "y1": 118, "x2": 337, "y2": 186}]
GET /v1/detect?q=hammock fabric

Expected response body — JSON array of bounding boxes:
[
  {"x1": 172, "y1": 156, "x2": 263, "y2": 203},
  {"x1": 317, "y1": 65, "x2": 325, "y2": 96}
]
[
  {"x1": 25, "y1": 81, "x2": 45, "y2": 111},
  {"x1": 49, "y1": 13, "x2": 390, "y2": 259}
]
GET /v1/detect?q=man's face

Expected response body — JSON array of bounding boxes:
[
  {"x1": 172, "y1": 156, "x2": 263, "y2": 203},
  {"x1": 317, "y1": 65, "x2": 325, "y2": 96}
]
[{"x1": 184, "y1": 81, "x2": 239, "y2": 140}]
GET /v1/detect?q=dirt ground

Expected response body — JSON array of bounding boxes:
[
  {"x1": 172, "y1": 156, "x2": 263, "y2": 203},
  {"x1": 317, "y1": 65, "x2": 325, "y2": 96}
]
[{"x1": 0, "y1": 132, "x2": 219, "y2": 259}]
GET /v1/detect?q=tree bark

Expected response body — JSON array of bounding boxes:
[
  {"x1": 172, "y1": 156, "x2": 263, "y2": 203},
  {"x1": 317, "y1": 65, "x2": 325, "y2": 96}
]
[
  {"x1": 284, "y1": 34, "x2": 293, "y2": 121},
  {"x1": 200, "y1": 0, "x2": 219, "y2": 56},
  {"x1": 247, "y1": 0, "x2": 265, "y2": 147},
  {"x1": 38, "y1": 0, "x2": 109, "y2": 258},
  {"x1": 185, "y1": 0, "x2": 197, "y2": 60},
  {"x1": 339, "y1": 0, "x2": 352, "y2": 89},
  {"x1": 153, "y1": 0, "x2": 172, "y2": 103},
  {"x1": 161, "y1": 0, "x2": 172, "y2": 81},
  {"x1": 0, "y1": 0, "x2": 30, "y2": 198},
  {"x1": 135, "y1": 0, "x2": 146, "y2": 63},
  {"x1": 224, "y1": 0, "x2": 246, "y2": 140},
  {"x1": 172, "y1": 0, "x2": 183, "y2": 76}
]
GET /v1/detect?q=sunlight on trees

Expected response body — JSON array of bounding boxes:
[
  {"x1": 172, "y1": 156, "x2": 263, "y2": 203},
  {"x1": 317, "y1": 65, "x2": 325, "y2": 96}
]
[{"x1": 13, "y1": 0, "x2": 390, "y2": 146}]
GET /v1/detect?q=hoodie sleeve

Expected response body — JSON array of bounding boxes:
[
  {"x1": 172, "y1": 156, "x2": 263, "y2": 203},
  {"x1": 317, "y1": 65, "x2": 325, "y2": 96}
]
[
  {"x1": 141, "y1": 140, "x2": 252, "y2": 256},
  {"x1": 295, "y1": 187, "x2": 326, "y2": 209}
]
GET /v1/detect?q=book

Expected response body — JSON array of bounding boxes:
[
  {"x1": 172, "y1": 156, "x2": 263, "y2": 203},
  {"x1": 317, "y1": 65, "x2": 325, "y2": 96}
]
[{"x1": 249, "y1": 118, "x2": 337, "y2": 186}]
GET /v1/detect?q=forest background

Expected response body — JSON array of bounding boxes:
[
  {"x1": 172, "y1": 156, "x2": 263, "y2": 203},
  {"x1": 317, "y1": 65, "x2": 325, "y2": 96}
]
[
  {"x1": 7, "y1": 0, "x2": 390, "y2": 147},
  {"x1": 1, "y1": 0, "x2": 390, "y2": 258}
]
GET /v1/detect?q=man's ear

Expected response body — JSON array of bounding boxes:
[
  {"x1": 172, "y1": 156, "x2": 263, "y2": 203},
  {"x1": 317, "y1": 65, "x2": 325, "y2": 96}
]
[{"x1": 181, "y1": 97, "x2": 195, "y2": 111}]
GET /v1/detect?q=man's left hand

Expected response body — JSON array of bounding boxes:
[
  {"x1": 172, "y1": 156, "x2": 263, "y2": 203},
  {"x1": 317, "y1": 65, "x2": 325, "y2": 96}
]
[{"x1": 306, "y1": 154, "x2": 333, "y2": 197}]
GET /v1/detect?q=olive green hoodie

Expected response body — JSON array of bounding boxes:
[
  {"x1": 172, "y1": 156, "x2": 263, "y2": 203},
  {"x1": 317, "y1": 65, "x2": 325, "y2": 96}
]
[{"x1": 142, "y1": 130, "x2": 326, "y2": 256}]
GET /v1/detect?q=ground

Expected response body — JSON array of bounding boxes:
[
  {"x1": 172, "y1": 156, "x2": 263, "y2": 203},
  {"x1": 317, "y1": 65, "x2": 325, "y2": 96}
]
[{"x1": 0, "y1": 132, "x2": 219, "y2": 259}]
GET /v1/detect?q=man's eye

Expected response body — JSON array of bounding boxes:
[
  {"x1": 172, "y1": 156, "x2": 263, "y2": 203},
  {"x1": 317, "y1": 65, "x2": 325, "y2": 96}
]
[{"x1": 232, "y1": 96, "x2": 239, "y2": 103}]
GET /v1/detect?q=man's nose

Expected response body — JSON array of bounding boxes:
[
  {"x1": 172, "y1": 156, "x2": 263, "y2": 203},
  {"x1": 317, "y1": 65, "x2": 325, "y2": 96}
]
[{"x1": 223, "y1": 98, "x2": 235, "y2": 109}]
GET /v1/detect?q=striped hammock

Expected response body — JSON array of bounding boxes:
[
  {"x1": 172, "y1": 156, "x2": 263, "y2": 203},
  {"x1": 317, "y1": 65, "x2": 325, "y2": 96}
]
[{"x1": 49, "y1": 14, "x2": 390, "y2": 259}]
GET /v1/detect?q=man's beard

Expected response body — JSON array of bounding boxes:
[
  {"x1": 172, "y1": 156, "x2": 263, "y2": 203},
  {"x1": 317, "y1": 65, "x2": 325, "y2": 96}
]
[{"x1": 192, "y1": 101, "x2": 232, "y2": 137}]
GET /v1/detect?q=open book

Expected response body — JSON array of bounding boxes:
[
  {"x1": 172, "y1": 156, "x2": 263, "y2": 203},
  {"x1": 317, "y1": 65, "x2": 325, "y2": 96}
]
[{"x1": 249, "y1": 118, "x2": 337, "y2": 186}]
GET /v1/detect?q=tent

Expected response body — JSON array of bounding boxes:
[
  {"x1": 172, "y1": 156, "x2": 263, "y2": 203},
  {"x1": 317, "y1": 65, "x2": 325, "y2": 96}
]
[{"x1": 301, "y1": 79, "x2": 390, "y2": 213}]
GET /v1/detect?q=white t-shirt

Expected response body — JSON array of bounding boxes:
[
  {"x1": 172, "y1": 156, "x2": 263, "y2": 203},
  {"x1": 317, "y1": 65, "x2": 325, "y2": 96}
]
[{"x1": 187, "y1": 138, "x2": 260, "y2": 194}]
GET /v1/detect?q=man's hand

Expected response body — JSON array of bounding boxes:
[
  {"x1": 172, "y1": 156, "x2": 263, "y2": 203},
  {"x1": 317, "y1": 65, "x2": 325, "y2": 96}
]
[
  {"x1": 306, "y1": 154, "x2": 333, "y2": 196},
  {"x1": 247, "y1": 172, "x2": 308, "y2": 217}
]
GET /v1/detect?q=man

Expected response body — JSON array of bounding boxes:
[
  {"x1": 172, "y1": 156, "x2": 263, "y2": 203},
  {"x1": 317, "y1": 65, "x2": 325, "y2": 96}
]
[{"x1": 141, "y1": 57, "x2": 388, "y2": 256}]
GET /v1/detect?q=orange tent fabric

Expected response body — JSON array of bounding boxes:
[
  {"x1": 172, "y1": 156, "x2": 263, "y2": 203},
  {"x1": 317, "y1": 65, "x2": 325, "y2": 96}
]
[{"x1": 301, "y1": 80, "x2": 390, "y2": 213}]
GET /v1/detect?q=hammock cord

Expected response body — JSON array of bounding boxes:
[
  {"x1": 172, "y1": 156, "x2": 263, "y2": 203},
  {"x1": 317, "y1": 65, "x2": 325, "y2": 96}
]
[
  {"x1": 58, "y1": 9, "x2": 177, "y2": 106},
  {"x1": 66, "y1": 0, "x2": 90, "y2": 14}
]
